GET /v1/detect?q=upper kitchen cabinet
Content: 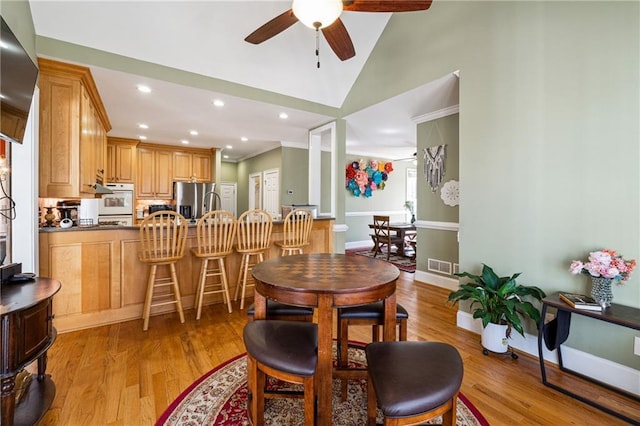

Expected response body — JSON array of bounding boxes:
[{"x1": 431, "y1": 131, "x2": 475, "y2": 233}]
[
  {"x1": 137, "y1": 144, "x2": 173, "y2": 199},
  {"x1": 172, "y1": 149, "x2": 214, "y2": 183},
  {"x1": 106, "y1": 137, "x2": 137, "y2": 183},
  {"x1": 38, "y1": 58, "x2": 111, "y2": 198}
]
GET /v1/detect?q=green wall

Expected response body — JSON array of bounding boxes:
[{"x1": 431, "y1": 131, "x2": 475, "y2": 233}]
[
  {"x1": 219, "y1": 161, "x2": 237, "y2": 183},
  {"x1": 416, "y1": 114, "x2": 459, "y2": 274},
  {"x1": 345, "y1": 1, "x2": 639, "y2": 367},
  {"x1": 1, "y1": 0, "x2": 37, "y2": 62},
  {"x1": 281, "y1": 146, "x2": 310, "y2": 207}
]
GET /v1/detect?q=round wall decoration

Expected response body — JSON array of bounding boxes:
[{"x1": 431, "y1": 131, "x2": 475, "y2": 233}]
[{"x1": 440, "y1": 179, "x2": 459, "y2": 206}]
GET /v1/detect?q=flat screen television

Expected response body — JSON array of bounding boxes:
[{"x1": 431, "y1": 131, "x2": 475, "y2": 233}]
[{"x1": 0, "y1": 16, "x2": 39, "y2": 144}]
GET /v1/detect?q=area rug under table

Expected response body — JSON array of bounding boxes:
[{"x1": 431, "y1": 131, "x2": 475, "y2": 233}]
[
  {"x1": 157, "y1": 344, "x2": 488, "y2": 426},
  {"x1": 346, "y1": 248, "x2": 416, "y2": 273}
]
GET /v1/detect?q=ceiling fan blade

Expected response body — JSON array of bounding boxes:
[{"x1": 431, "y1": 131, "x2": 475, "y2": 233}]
[
  {"x1": 245, "y1": 10, "x2": 298, "y2": 44},
  {"x1": 343, "y1": 0, "x2": 432, "y2": 13},
  {"x1": 322, "y1": 18, "x2": 355, "y2": 61}
]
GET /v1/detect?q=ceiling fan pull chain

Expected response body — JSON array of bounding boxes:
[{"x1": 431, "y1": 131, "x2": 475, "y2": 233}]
[{"x1": 315, "y1": 27, "x2": 320, "y2": 68}]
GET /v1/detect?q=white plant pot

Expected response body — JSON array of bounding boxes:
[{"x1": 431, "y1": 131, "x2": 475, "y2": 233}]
[{"x1": 481, "y1": 323, "x2": 509, "y2": 353}]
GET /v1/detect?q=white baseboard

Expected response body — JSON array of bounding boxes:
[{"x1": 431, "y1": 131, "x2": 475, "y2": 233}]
[
  {"x1": 345, "y1": 240, "x2": 373, "y2": 250},
  {"x1": 455, "y1": 311, "x2": 640, "y2": 395},
  {"x1": 415, "y1": 270, "x2": 459, "y2": 291}
]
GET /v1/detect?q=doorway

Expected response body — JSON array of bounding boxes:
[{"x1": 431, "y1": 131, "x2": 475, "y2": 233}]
[
  {"x1": 248, "y1": 172, "x2": 261, "y2": 210},
  {"x1": 262, "y1": 168, "x2": 280, "y2": 219}
]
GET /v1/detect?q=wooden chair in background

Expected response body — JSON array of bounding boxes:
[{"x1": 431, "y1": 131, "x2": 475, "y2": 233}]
[
  {"x1": 372, "y1": 215, "x2": 404, "y2": 261},
  {"x1": 234, "y1": 209, "x2": 273, "y2": 310},
  {"x1": 192, "y1": 210, "x2": 237, "y2": 318},
  {"x1": 275, "y1": 208, "x2": 314, "y2": 256},
  {"x1": 138, "y1": 211, "x2": 188, "y2": 331}
]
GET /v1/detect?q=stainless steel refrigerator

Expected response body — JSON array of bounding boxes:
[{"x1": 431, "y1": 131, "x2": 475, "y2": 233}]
[{"x1": 173, "y1": 182, "x2": 220, "y2": 221}]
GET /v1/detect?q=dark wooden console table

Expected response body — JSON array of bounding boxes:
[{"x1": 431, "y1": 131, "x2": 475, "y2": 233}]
[
  {"x1": 1, "y1": 278, "x2": 61, "y2": 426},
  {"x1": 538, "y1": 293, "x2": 640, "y2": 424}
]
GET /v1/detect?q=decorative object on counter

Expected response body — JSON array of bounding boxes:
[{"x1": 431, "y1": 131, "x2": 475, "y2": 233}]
[
  {"x1": 345, "y1": 159, "x2": 393, "y2": 198},
  {"x1": 44, "y1": 207, "x2": 56, "y2": 227},
  {"x1": 447, "y1": 264, "x2": 545, "y2": 356},
  {"x1": 404, "y1": 200, "x2": 416, "y2": 224},
  {"x1": 59, "y1": 218, "x2": 73, "y2": 229},
  {"x1": 423, "y1": 144, "x2": 447, "y2": 192},
  {"x1": 440, "y1": 179, "x2": 459, "y2": 207},
  {"x1": 569, "y1": 249, "x2": 636, "y2": 308}
]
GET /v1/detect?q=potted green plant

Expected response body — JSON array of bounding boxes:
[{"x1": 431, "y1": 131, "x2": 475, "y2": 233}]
[
  {"x1": 403, "y1": 200, "x2": 415, "y2": 224},
  {"x1": 447, "y1": 264, "x2": 546, "y2": 355}
]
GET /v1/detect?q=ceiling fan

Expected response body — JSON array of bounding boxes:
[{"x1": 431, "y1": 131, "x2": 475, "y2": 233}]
[{"x1": 245, "y1": 0, "x2": 433, "y2": 62}]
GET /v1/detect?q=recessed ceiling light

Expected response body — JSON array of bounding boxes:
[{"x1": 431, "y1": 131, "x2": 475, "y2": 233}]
[
  {"x1": 138, "y1": 123, "x2": 149, "y2": 129},
  {"x1": 181, "y1": 140, "x2": 189, "y2": 144},
  {"x1": 190, "y1": 130, "x2": 198, "y2": 136},
  {"x1": 137, "y1": 84, "x2": 151, "y2": 93},
  {"x1": 240, "y1": 137, "x2": 248, "y2": 142},
  {"x1": 279, "y1": 112, "x2": 289, "y2": 119},
  {"x1": 213, "y1": 99, "x2": 225, "y2": 107},
  {"x1": 226, "y1": 145, "x2": 233, "y2": 149},
  {"x1": 223, "y1": 155, "x2": 229, "y2": 159},
  {"x1": 139, "y1": 135, "x2": 147, "y2": 140}
]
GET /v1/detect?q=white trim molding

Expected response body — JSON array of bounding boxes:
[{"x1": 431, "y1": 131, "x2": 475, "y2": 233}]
[
  {"x1": 416, "y1": 220, "x2": 459, "y2": 232},
  {"x1": 346, "y1": 210, "x2": 405, "y2": 217},
  {"x1": 333, "y1": 224, "x2": 348, "y2": 233},
  {"x1": 411, "y1": 105, "x2": 459, "y2": 124},
  {"x1": 455, "y1": 310, "x2": 640, "y2": 396},
  {"x1": 415, "y1": 271, "x2": 459, "y2": 291}
]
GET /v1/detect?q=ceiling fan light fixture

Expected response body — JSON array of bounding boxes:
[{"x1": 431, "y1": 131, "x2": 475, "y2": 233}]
[{"x1": 292, "y1": 0, "x2": 343, "y2": 29}]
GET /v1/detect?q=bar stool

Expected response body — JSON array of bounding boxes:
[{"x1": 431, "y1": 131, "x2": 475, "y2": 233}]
[
  {"x1": 337, "y1": 301, "x2": 409, "y2": 398},
  {"x1": 274, "y1": 208, "x2": 314, "y2": 256},
  {"x1": 138, "y1": 211, "x2": 188, "y2": 331},
  {"x1": 191, "y1": 210, "x2": 237, "y2": 318},
  {"x1": 365, "y1": 341, "x2": 463, "y2": 426},
  {"x1": 234, "y1": 209, "x2": 273, "y2": 310},
  {"x1": 243, "y1": 320, "x2": 318, "y2": 425}
]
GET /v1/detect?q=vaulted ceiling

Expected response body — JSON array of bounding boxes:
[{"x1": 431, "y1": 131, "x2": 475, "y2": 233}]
[{"x1": 29, "y1": 1, "x2": 457, "y2": 162}]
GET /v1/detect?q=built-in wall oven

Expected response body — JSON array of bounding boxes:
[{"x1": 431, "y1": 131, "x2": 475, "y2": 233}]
[{"x1": 98, "y1": 183, "x2": 134, "y2": 226}]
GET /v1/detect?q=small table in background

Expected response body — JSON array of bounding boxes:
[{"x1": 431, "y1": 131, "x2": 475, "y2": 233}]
[
  {"x1": 368, "y1": 222, "x2": 416, "y2": 257},
  {"x1": 252, "y1": 253, "x2": 400, "y2": 426}
]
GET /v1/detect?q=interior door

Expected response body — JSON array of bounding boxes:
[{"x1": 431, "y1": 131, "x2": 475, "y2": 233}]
[
  {"x1": 263, "y1": 168, "x2": 280, "y2": 219},
  {"x1": 219, "y1": 183, "x2": 237, "y2": 216},
  {"x1": 248, "y1": 172, "x2": 261, "y2": 210}
]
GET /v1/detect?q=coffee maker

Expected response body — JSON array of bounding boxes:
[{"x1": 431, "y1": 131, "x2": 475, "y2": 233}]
[{"x1": 56, "y1": 200, "x2": 80, "y2": 226}]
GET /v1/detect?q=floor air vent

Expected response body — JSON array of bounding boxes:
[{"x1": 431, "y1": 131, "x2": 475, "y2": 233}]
[{"x1": 427, "y1": 258, "x2": 452, "y2": 275}]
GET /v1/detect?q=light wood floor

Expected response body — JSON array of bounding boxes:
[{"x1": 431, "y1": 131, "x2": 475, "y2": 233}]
[{"x1": 37, "y1": 272, "x2": 638, "y2": 425}]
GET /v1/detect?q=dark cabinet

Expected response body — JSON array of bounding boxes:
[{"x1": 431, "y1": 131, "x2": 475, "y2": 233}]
[{"x1": 1, "y1": 278, "x2": 60, "y2": 426}]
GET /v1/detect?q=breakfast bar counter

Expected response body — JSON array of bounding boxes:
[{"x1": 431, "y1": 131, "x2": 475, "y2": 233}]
[{"x1": 38, "y1": 217, "x2": 334, "y2": 332}]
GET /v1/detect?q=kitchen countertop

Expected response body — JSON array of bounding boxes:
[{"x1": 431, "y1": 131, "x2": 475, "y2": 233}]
[{"x1": 38, "y1": 216, "x2": 335, "y2": 233}]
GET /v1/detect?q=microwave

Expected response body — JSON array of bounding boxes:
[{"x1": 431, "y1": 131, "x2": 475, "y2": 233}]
[{"x1": 98, "y1": 183, "x2": 134, "y2": 216}]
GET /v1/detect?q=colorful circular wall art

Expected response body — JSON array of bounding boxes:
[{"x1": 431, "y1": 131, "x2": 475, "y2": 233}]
[
  {"x1": 345, "y1": 159, "x2": 394, "y2": 198},
  {"x1": 440, "y1": 179, "x2": 459, "y2": 206}
]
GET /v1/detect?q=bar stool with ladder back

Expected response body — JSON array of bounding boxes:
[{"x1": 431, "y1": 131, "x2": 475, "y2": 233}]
[
  {"x1": 243, "y1": 320, "x2": 318, "y2": 425},
  {"x1": 234, "y1": 209, "x2": 273, "y2": 310},
  {"x1": 138, "y1": 210, "x2": 188, "y2": 331},
  {"x1": 191, "y1": 210, "x2": 237, "y2": 318},
  {"x1": 274, "y1": 208, "x2": 314, "y2": 256}
]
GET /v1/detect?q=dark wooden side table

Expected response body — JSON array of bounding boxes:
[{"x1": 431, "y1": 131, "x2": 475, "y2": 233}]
[
  {"x1": 538, "y1": 292, "x2": 640, "y2": 424},
  {"x1": 1, "y1": 278, "x2": 61, "y2": 426}
]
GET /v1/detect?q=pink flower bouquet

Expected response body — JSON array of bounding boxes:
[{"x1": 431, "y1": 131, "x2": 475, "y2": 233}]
[{"x1": 569, "y1": 249, "x2": 636, "y2": 284}]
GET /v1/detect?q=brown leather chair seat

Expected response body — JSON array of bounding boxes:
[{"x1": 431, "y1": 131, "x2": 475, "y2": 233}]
[
  {"x1": 365, "y1": 341, "x2": 463, "y2": 425},
  {"x1": 246, "y1": 301, "x2": 314, "y2": 320},
  {"x1": 244, "y1": 320, "x2": 318, "y2": 376}
]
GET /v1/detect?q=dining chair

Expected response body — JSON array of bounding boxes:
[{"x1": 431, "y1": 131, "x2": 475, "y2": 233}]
[
  {"x1": 234, "y1": 209, "x2": 273, "y2": 309},
  {"x1": 244, "y1": 320, "x2": 318, "y2": 425},
  {"x1": 372, "y1": 215, "x2": 404, "y2": 261},
  {"x1": 138, "y1": 211, "x2": 188, "y2": 331},
  {"x1": 191, "y1": 210, "x2": 237, "y2": 318},
  {"x1": 275, "y1": 208, "x2": 314, "y2": 256},
  {"x1": 365, "y1": 341, "x2": 463, "y2": 426},
  {"x1": 246, "y1": 300, "x2": 314, "y2": 322}
]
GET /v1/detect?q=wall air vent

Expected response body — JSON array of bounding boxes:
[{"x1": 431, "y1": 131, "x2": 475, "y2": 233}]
[
  {"x1": 427, "y1": 258, "x2": 452, "y2": 275},
  {"x1": 453, "y1": 263, "x2": 459, "y2": 275}
]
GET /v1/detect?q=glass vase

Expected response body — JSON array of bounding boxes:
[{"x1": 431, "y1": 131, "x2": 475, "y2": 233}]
[{"x1": 590, "y1": 276, "x2": 613, "y2": 308}]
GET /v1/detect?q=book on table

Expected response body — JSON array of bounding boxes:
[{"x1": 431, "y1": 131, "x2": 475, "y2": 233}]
[{"x1": 559, "y1": 293, "x2": 603, "y2": 311}]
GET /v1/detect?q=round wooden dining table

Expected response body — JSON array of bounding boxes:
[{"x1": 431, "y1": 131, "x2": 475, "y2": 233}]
[{"x1": 251, "y1": 253, "x2": 400, "y2": 426}]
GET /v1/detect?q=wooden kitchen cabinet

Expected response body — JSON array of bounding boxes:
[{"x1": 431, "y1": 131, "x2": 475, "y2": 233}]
[
  {"x1": 172, "y1": 149, "x2": 213, "y2": 182},
  {"x1": 106, "y1": 137, "x2": 137, "y2": 182},
  {"x1": 136, "y1": 145, "x2": 173, "y2": 198},
  {"x1": 38, "y1": 58, "x2": 111, "y2": 198}
]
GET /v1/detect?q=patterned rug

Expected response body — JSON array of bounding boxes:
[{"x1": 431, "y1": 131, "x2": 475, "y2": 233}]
[
  {"x1": 346, "y1": 248, "x2": 416, "y2": 273},
  {"x1": 157, "y1": 344, "x2": 488, "y2": 426}
]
